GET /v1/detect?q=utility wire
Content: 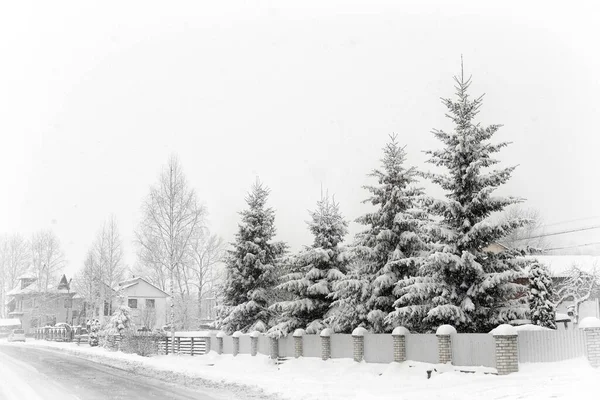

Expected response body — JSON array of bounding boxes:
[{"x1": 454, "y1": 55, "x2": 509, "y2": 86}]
[
  {"x1": 545, "y1": 241, "x2": 600, "y2": 251},
  {"x1": 511, "y1": 225, "x2": 600, "y2": 241}
]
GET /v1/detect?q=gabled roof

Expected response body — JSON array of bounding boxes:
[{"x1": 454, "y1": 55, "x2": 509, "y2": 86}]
[{"x1": 117, "y1": 276, "x2": 170, "y2": 297}]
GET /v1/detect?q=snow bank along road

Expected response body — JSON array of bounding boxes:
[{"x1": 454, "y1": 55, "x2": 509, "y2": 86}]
[{"x1": 0, "y1": 343, "x2": 222, "y2": 400}]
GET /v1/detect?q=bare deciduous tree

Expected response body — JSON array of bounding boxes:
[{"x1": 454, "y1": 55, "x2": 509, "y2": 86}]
[
  {"x1": 553, "y1": 264, "x2": 600, "y2": 324},
  {"x1": 0, "y1": 234, "x2": 30, "y2": 318},
  {"x1": 499, "y1": 206, "x2": 549, "y2": 252},
  {"x1": 29, "y1": 230, "x2": 66, "y2": 326},
  {"x1": 135, "y1": 155, "x2": 205, "y2": 352},
  {"x1": 30, "y1": 230, "x2": 65, "y2": 292}
]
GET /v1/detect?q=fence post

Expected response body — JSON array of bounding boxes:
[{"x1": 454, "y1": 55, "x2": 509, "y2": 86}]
[
  {"x1": 320, "y1": 328, "x2": 332, "y2": 361},
  {"x1": 269, "y1": 336, "x2": 279, "y2": 360},
  {"x1": 201, "y1": 331, "x2": 212, "y2": 355},
  {"x1": 491, "y1": 324, "x2": 519, "y2": 375},
  {"x1": 436, "y1": 325, "x2": 456, "y2": 364},
  {"x1": 250, "y1": 331, "x2": 260, "y2": 356},
  {"x1": 165, "y1": 337, "x2": 169, "y2": 355},
  {"x1": 232, "y1": 331, "x2": 242, "y2": 356},
  {"x1": 216, "y1": 331, "x2": 225, "y2": 355},
  {"x1": 352, "y1": 327, "x2": 367, "y2": 362},
  {"x1": 293, "y1": 329, "x2": 305, "y2": 358},
  {"x1": 579, "y1": 317, "x2": 600, "y2": 368},
  {"x1": 392, "y1": 326, "x2": 409, "y2": 363}
]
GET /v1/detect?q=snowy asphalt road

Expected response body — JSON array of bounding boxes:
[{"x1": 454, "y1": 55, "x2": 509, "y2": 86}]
[{"x1": 0, "y1": 344, "x2": 219, "y2": 400}]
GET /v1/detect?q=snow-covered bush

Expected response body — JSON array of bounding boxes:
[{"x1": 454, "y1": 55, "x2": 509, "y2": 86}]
[{"x1": 528, "y1": 262, "x2": 556, "y2": 329}]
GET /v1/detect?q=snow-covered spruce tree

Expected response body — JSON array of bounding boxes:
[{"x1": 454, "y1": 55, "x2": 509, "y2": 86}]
[
  {"x1": 391, "y1": 65, "x2": 530, "y2": 333},
  {"x1": 528, "y1": 262, "x2": 556, "y2": 329},
  {"x1": 219, "y1": 180, "x2": 286, "y2": 334},
  {"x1": 329, "y1": 134, "x2": 430, "y2": 333},
  {"x1": 268, "y1": 193, "x2": 349, "y2": 337}
]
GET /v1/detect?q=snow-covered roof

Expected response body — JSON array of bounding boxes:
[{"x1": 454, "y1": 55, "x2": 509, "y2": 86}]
[
  {"x1": 525, "y1": 255, "x2": 599, "y2": 278},
  {"x1": 117, "y1": 277, "x2": 170, "y2": 296}
]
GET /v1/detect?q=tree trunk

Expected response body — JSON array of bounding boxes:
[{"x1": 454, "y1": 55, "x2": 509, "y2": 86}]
[{"x1": 170, "y1": 267, "x2": 175, "y2": 355}]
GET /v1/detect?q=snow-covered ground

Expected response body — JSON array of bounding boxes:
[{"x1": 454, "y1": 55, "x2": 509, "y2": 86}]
[{"x1": 4, "y1": 339, "x2": 596, "y2": 400}]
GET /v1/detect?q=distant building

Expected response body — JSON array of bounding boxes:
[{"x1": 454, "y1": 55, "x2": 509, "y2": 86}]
[
  {"x1": 116, "y1": 277, "x2": 170, "y2": 330},
  {"x1": 5, "y1": 273, "x2": 82, "y2": 333}
]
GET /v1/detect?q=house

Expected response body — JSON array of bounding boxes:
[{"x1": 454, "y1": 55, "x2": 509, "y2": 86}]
[
  {"x1": 116, "y1": 277, "x2": 169, "y2": 330},
  {"x1": 5, "y1": 273, "x2": 82, "y2": 333}
]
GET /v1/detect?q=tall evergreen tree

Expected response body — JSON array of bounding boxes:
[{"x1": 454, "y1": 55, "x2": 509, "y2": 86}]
[
  {"x1": 528, "y1": 262, "x2": 556, "y2": 329},
  {"x1": 330, "y1": 134, "x2": 429, "y2": 333},
  {"x1": 219, "y1": 180, "x2": 286, "y2": 334},
  {"x1": 268, "y1": 193, "x2": 349, "y2": 337},
  {"x1": 392, "y1": 63, "x2": 530, "y2": 333}
]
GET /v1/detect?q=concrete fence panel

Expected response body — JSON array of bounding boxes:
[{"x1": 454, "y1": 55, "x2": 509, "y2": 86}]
[
  {"x1": 518, "y1": 329, "x2": 586, "y2": 363},
  {"x1": 223, "y1": 335, "x2": 234, "y2": 354},
  {"x1": 452, "y1": 333, "x2": 496, "y2": 367},
  {"x1": 303, "y1": 335, "x2": 321, "y2": 358},
  {"x1": 279, "y1": 336, "x2": 295, "y2": 358},
  {"x1": 330, "y1": 334, "x2": 354, "y2": 359},
  {"x1": 239, "y1": 335, "x2": 251, "y2": 354},
  {"x1": 406, "y1": 334, "x2": 438, "y2": 364},
  {"x1": 257, "y1": 335, "x2": 270, "y2": 356},
  {"x1": 364, "y1": 334, "x2": 394, "y2": 363}
]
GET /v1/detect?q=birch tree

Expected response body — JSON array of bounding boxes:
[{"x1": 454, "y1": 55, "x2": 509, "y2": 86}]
[
  {"x1": 135, "y1": 155, "x2": 205, "y2": 352},
  {"x1": 0, "y1": 234, "x2": 30, "y2": 317}
]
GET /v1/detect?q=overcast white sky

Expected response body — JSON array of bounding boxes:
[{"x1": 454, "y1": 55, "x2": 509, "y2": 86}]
[{"x1": 1, "y1": 0, "x2": 599, "y2": 277}]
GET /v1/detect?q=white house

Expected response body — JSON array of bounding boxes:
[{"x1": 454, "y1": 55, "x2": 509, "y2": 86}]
[{"x1": 117, "y1": 277, "x2": 170, "y2": 330}]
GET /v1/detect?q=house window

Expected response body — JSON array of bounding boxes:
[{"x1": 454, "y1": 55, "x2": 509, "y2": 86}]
[
  {"x1": 128, "y1": 299, "x2": 138, "y2": 309},
  {"x1": 103, "y1": 301, "x2": 111, "y2": 316},
  {"x1": 145, "y1": 299, "x2": 155, "y2": 308}
]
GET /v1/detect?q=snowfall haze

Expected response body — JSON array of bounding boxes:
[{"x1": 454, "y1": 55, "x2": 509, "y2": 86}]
[{"x1": 1, "y1": 0, "x2": 599, "y2": 275}]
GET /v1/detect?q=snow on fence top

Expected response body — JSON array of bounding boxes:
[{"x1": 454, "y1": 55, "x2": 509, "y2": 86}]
[
  {"x1": 232, "y1": 331, "x2": 243, "y2": 338},
  {"x1": 435, "y1": 325, "x2": 457, "y2": 335},
  {"x1": 216, "y1": 331, "x2": 226, "y2": 338},
  {"x1": 249, "y1": 331, "x2": 262, "y2": 338},
  {"x1": 320, "y1": 328, "x2": 333, "y2": 337},
  {"x1": 174, "y1": 331, "x2": 211, "y2": 337},
  {"x1": 579, "y1": 317, "x2": 600, "y2": 329},
  {"x1": 352, "y1": 327, "x2": 368, "y2": 336},
  {"x1": 514, "y1": 324, "x2": 553, "y2": 332},
  {"x1": 490, "y1": 324, "x2": 518, "y2": 336},
  {"x1": 293, "y1": 329, "x2": 306, "y2": 337},
  {"x1": 392, "y1": 326, "x2": 410, "y2": 336}
]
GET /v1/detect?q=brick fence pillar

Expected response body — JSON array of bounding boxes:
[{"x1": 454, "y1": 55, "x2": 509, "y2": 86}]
[
  {"x1": 232, "y1": 331, "x2": 242, "y2": 356},
  {"x1": 269, "y1": 336, "x2": 279, "y2": 360},
  {"x1": 293, "y1": 329, "x2": 305, "y2": 358},
  {"x1": 202, "y1": 333, "x2": 212, "y2": 355},
  {"x1": 320, "y1": 328, "x2": 332, "y2": 361},
  {"x1": 216, "y1": 331, "x2": 225, "y2": 355},
  {"x1": 392, "y1": 326, "x2": 410, "y2": 362},
  {"x1": 579, "y1": 317, "x2": 600, "y2": 368},
  {"x1": 491, "y1": 324, "x2": 519, "y2": 375},
  {"x1": 436, "y1": 325, "x2": 456, "y2": 364},
  {"x1": 352, "y1": 327, "x2": 367, "y2": 362},
  {"x1": 250, "y1": 331, "x2": 260, "y2": 356}
]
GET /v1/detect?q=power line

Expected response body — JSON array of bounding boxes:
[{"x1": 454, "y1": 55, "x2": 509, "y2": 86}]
[
  {"x1": 546, "y1": 241, "x2": 600, "y2": 251},
  {"x1": 512, "y1": 225, "x2": 600, "y2": 241}
]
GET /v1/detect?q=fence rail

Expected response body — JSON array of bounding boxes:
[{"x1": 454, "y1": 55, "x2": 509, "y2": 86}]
[{"x1": 158, "y1": 337, "x2": 208, "y2": 356}]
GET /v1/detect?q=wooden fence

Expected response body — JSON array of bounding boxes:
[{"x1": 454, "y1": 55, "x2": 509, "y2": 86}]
[{"x1": 158, "y1": 336, "x2": 208, "y2": 356}]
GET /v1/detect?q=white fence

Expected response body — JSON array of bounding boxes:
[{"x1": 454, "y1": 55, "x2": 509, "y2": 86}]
[
  {"x1": 452, "y1": 334, "x2": 496, "y2": 368},
  {"x1": 406, "y1": 334, "x2": 438, "y2": 364},
  {"x1": 518, "y1": 329, "x2": 586, "y2": 363}
]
